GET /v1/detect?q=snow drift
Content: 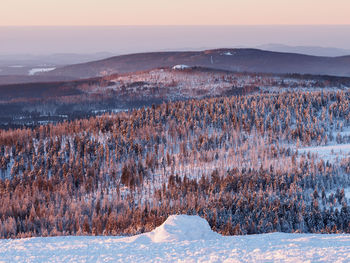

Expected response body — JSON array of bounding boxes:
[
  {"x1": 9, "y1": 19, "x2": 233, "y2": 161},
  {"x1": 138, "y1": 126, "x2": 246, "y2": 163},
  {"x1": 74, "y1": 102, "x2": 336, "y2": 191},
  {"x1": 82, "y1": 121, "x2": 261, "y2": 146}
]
[{"x1": 134, "y1": 215, "x2": 220, "y2": 243}]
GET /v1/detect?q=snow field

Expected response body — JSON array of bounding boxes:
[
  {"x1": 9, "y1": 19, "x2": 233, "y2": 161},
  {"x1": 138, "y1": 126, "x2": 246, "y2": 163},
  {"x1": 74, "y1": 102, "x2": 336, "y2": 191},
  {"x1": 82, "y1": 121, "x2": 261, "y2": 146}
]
[{"x1": 1, "y1": 215, "x2": 350, "y2": 263}]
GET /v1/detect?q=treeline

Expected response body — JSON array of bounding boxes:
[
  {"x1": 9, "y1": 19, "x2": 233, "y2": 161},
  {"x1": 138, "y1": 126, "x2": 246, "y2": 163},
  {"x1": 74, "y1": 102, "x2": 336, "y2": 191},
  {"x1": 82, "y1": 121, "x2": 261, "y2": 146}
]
[{"x1": 1, "y1": 90, "x2": 350, "y2": 238}]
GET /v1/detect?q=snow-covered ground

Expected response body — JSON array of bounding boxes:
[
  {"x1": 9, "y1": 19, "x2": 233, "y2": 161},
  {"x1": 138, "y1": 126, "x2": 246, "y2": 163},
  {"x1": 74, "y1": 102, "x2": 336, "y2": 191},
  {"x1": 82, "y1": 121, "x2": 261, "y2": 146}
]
[
  {"x1": 91, "y1": 109, "x2": 125, "y2": 114},
  {"x1": 298, "y1": 144, "x2": 350, "y2": 161},
  {"x1": 222, "y1": 51, "x2": 234, "y2": 56},
  {"x1": 172, "y1": 64, "x2": 190, "y2": 70},
  {"x1": 1, "y1": 215, "x2": 350, "y2": 263},
  {"x1": 28, "y1": 67, "x2": 56, "y2": 75}
]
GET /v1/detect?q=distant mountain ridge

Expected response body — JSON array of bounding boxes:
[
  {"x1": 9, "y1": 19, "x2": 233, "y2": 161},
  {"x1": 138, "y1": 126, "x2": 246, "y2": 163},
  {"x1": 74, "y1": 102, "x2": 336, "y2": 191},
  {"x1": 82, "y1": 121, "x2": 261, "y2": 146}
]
[
  {"x1": 43, "y1": 48, "x2": 350, "y2": 79},
  {"x1": 257, "y1": 44, "x2": 350, "y2": 57}
]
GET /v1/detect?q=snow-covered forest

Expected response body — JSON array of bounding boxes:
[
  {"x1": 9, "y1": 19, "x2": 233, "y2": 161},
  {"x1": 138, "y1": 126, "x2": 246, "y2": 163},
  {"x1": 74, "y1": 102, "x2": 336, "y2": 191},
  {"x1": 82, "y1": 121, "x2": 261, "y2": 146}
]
[
  {"x1": 1, "y1": 68, "x2": 349, "y2": 128},
  {"x1": 1, "y1": 89, "x2": 350, "y2": 238}
]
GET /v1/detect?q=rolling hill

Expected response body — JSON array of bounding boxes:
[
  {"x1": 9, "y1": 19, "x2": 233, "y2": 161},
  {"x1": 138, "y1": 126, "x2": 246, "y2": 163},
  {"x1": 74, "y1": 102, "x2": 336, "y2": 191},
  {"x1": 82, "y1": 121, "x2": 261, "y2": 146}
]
[{"x1": 43, "y1": 48, "x2": 350, "y2": 79}]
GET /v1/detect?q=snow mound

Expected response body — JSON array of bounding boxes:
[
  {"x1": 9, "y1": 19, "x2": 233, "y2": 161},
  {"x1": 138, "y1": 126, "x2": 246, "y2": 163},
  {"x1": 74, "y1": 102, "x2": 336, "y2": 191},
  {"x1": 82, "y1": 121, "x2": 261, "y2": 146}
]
[{"x1": 142, "y1": 215, "x2": 220, "y2": 243}]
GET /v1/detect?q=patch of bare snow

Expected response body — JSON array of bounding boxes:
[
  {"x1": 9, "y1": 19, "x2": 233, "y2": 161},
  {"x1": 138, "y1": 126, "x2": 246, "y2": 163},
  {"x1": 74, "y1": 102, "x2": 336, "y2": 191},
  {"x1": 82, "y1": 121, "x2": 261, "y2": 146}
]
[
  {"x1": 172, "y1": 65, "x2": 190, "y2": 70},
  {"x1": 298, "y1": 144, "x2": 350, "y2": 161},
  {"x1": 28, "y1": 67, "x2": 56, "y2": 76},
  {"x1": 223, "y1": 51, "x2": 233, "y2": 56}
]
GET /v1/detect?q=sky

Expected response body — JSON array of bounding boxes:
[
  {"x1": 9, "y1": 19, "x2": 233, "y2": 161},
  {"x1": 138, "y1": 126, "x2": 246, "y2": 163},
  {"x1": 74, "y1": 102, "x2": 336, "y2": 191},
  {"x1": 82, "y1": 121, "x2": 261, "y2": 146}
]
[
  {"x1": 1, "y1": 25, "x2": 350, "y2": 56},
  {"x1": 1, "y1": 0, "x2": 350, "y2": 26},
  {"x1": 1, "y1": 1, "x2": 350, "y2": 56}
]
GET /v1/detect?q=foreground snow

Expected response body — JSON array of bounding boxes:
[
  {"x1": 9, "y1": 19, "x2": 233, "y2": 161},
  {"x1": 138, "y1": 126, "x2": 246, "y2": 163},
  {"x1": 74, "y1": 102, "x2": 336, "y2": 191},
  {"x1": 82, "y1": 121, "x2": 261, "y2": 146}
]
[{"x1": 1, "y1": 215, "x2": 350, "y2": 263}]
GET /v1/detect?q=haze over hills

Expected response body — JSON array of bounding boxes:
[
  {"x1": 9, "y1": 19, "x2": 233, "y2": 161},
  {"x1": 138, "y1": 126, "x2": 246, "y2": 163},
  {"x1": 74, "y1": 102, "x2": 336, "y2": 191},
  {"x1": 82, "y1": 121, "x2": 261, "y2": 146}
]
[
  {"x1": 0, "y1": 52, "x2": 116, "y2": 68},
  {"x1": 44, "y1": 49, "x2": 350, "y2": 80},
  {"x1": 0, "y1": 52, "x2": 115, "y2": 79},
  {"x1": 2, "y1": 26, "x2": 350, "y2": 55},
  {"x1": 257, "y1": 44, "x2": 350, "y2": 57}
]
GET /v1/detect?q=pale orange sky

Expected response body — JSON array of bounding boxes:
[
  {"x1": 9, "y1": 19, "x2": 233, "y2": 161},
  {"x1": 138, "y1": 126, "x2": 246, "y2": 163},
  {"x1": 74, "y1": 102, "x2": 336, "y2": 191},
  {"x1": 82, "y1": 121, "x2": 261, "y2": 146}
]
[{"x1": 1, "y1": 0, "x2": 350, "y2": 26}]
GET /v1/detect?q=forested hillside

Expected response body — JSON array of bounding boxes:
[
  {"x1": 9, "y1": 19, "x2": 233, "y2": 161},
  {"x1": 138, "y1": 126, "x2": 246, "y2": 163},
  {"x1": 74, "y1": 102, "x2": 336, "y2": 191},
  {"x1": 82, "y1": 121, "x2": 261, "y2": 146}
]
[
  {"x1": 1, "y1": 67, "x2": 349, "y2": 128},
  {"x1": 1, "y1": 91, "x2": 350, "y2": 238}
]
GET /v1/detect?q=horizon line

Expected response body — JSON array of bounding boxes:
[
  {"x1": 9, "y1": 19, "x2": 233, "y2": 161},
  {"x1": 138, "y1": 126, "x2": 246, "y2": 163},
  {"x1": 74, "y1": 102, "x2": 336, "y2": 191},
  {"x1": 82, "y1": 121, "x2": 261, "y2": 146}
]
[{"x1": 1, "y1": 24, "x2": 350, "y2": 27}]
